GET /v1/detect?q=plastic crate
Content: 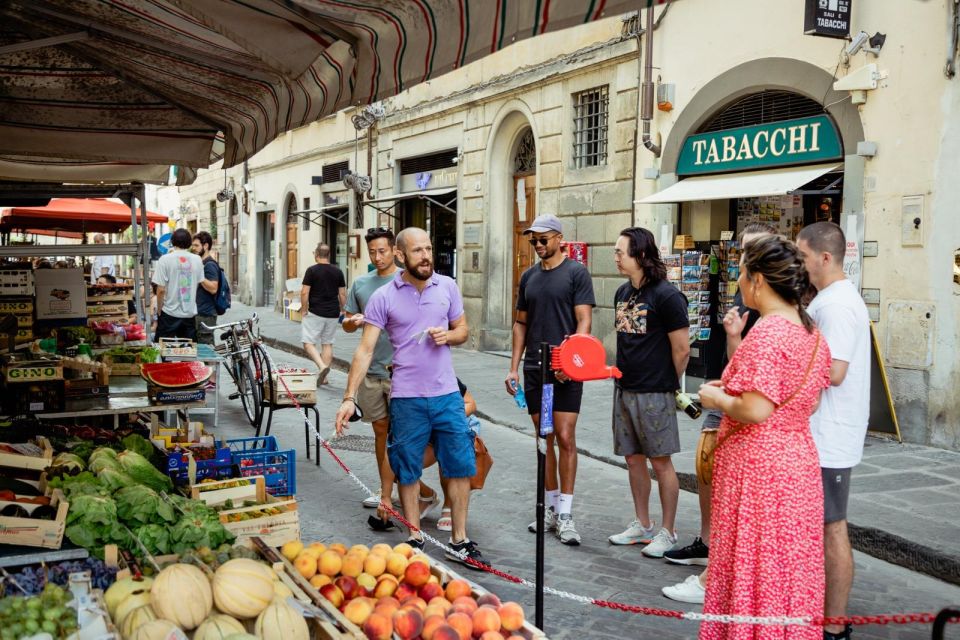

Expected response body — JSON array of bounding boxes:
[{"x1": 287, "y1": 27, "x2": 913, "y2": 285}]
[
  {"x1": 165, "y1": 445, "x2": 233, "y2": 485},
  {"x1": 226, "y1": 436, "x2": 296, "y2": 497}
]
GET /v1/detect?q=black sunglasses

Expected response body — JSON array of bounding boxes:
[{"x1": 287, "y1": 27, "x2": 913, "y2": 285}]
[
  {"x1": 367, "y1": 226, "x2": 391, "y2": 234},
  {"x1": 528, "y1": 235, "x2": 557, "y2": 247}
]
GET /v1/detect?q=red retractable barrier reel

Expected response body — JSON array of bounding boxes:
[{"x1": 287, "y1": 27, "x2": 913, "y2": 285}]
[{"x1": 550, "y1": 334, "x2": 622, "y2": 382}]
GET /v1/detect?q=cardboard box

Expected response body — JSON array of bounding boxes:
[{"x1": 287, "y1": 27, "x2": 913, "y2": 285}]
[
  {"x1": 0, "y1": 270, "x2": 34, "y2": 296},
  {"x1": 34, "y1": 268, "x2": 87, "y2": 320}
]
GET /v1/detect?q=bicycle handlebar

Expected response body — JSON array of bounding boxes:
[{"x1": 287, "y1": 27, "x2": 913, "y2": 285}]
[{"x1": 200, "y1": 312, "x2": 258, "y2": 332}]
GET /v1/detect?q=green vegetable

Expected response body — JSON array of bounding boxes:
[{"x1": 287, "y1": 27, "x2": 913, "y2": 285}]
[
  {"x1": 89, "y1": 455, "x2": 120, "y2": 475},
  {"x1": 97, "y1": 467, "x2": 136, "y2": 491},
  {"x1": 51, "y1": 453, "x2": 85, "y2": 469},
  {"x1": 135, "y1": 524, "x2": 171, "y2": 555},
  {"x1": 116, "y1": 451, "x2": 172, "y2": 493},
  {"x1": 140, "y1": 347, "x2": 160, "y2": 363},
  {"x1": 69, "y1": 441, "x2": 95, "y2": 463},
  {"x1": 121, "y1": 434, "x2": 158, "y2": 465},
  {"x1": 115, "y1": 485, "x2": 176, "y2": 527}
]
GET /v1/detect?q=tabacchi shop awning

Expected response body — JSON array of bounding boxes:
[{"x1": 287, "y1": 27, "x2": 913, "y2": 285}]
[
  {"x1": 636, "y1": 163, "x2": 841, "y2": 204},
  {"x1": 0, "y1": 198, "x2": 167, "y2": 234}
]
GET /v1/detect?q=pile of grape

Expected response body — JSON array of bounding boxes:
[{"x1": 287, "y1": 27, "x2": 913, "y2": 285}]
[
  {"x1": 0, "y1": 583, "x2": 77, "y2": 639},
  {"x1": 4, "y1": 557, "x2": 117, "y2": 594}
]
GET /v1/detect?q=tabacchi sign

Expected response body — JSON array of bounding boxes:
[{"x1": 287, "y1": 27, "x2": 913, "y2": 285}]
[
  {"x1": 804, "y1": 0, "x2": 852, "y2": 39},
  {"x1": 677, "y1": 115, "x2": 843, "y2": 176}
]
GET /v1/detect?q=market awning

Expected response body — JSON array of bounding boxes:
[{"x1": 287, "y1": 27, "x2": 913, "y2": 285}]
[
  {"x1": 0, "y1": 1, "x2": 660, "y2": 184},
  {"x1": 0, "y1": 198, "x2": 167, "y2": 234},
  {"x1": 365, "y1": 187, "x2": 458, "y2": 214},
  {"x1": 636, "y1": 164, "x2": 842, "y2": 204}
]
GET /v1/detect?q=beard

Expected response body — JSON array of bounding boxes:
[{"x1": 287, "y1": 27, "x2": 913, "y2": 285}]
[
  {"x1": 406, "y1": 258, "x2": 434, "y2": 281},
  {"x1": 537, "y1": 245, "x2": 559, "y2": 260}
]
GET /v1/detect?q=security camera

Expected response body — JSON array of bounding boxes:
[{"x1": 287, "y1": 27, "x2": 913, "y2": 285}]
[
  {"x1": 846, "y1": 31, "x2": 870, "y2": 56},
  {"x1": 242, "y1": 183, "x2": 254, "y2": 194},
  {"x1": 216, "y1": 188, "x2": 234, "y2": 203},
  {"x1": 451, "y1": 156, "x2": 459, "y2": 164},
  {"x1": 846, "y1": 30, "x2": 885, "y2": 56}
]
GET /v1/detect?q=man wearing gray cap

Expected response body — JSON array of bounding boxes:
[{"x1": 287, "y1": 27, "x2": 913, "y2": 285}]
[{"x1": 505, "y1": 214, "x2": 595, "y2": 545}]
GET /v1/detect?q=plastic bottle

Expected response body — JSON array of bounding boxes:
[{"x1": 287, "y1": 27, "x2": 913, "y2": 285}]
[{"x1": 511, "y1": 380, "x2": 527, "y2": 410}]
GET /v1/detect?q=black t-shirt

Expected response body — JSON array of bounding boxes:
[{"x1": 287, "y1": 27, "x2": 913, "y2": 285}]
[
  {"x1": 196, "y1": 257, "x2": 220, "y2": 316},
  {"x1": 302, "y1": 263, "x2": 346, "y2": 318},
  {"x1": 517, "y1": 259, "x2": 595, "y2": 370},
  {"x1": 615, "y1": 278, "x2": 689, "y2": 393}
]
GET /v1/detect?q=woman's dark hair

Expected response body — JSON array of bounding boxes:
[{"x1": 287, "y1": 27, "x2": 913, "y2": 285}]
[
  {"x1": 619, "y1": 227, "x2": 667, "y2": 283},
  {"x1": 741, "y1": 235, "x2": 815, "y2": 332},
  {"x1": 171, "y1": 228, "x2": 192, "y2": 249},
  {"x1": 193, "y1": 231, "x2": 214, "y2": 252}
]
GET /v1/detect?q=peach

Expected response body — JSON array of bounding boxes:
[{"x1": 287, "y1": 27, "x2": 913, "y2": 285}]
[
  {"x1": 432, "y1": 625, "x2": 463, "y2": 640},
  {"x1": 409, "y1": 553, "x2": 430, "y2": 567},
  {"x1": 403, "y1": 560, "x2": 431, "y2": 587},
  {"x1": 444, "y1": 579, "x2": 472, "y2": 602},
  {"x1": 308, "y1": 541, "x2": 328, "y2": 554},
  {"x1": 319, "y1": 584, "x2": 344, "y2": 608},
  {"x1": 400, "y1": 596, "x2": 427, "y2": 612},
  {"x1": 386, "y1": 552, "x2": 409, "y2": 577},
  {"x1": 471, "y1": 607, "x2": 501, "y2": 636},
  {"x1": 364, "y1": 553, "x2": 387, "y2": 577},
  {"x1": 393, "y1": 542, "x2": 414, "y2": 558},
  {"x1": 424, "y1": 603, "x2": 448, "y2": 620},
  {"x1": 445, "y1": 612, "x2": 472, "y2": 640},
  {"x1": 428, "y1": 574, "x2": 440, "y2": 584},
  {"x1": 394, "y1": 582, "x2": 418, "y2": 602},
  {"x1": 350, "y1": 544, "x2": 370, "y2": 558},
  {"x1": 421, "y1": 614, "x2": 447, "y2": 640},
  {"x1": 371, "y1": 543, "x2": 394, "y2": 557},
  {"x1": 476, "y1": 593, "x2": 501, "y2": 609},
  {"x1": 419, "y1": 581, "x2": 444, "y2": 602},
  {"x1": 363, "y1": 611, "x2": 393, "y2": 640},
  {"x1": 309, "y1": 574, "x2": 332, "y2": 589},
  {"x1": 318, "y1": 550, "x2": 343, "y2": 577},
  {"x1": 452, "y1": 596, "x2": 478, "y2": 616},
  {"x1": 498, "y1": 602, "x2": 525, "y2": 632},
  {"x1": 335, "y1": 575, "x2": 361, "y2": 600},
  {"x1": 373, "y1": 575, "x2": 399, "y2": 599},
  {"x1": 478, "y1": 633, "x2": 503, "y2": 640},
  {"x1": 428, "y1": 597, "x2": 453, "y2": 615},
  {"x1": 293, "y1": 552, "x2": 317, "y2": 579},
  {"x1": 392, "y1": 606, "x2": 424, "y2": 640},
  {"x1": 357, "y1": 572, "x2": 377, "y2": 593},
  {"x1": 280, "y1": 540, "x2": 304, "y2": 561},
  {"x1": 344, "y1": 597, "x2": 375, "y2": 626},
  {"x1": 374, "y1": 598, "x2": 401, "y2": 619},
  {"x1": 341, "y1": 553, "x2": 365, "y2": 578},
  {"x1": 328, "y1": 542, "x2": 348, "y2": 556}
]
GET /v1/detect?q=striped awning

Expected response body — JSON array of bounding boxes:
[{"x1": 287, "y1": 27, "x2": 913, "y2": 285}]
[{"x1": 0, "y1": 1, "x2": 668, "y2": 185}]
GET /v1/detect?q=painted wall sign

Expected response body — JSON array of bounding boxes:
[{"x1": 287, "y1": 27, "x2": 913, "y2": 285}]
[
  {"x1": 804, "y1": 0, "x2": 852, "y2": 39},
  {"x1": 677, "y1": 115, "x2": 842, "y2": 176}
]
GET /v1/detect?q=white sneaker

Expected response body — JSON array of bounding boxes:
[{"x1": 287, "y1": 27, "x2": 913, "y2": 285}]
[
  {"x1": 556, "y1": 513, "x2": 581, "y2": 546},
  {"x1": 527, "y1": 507, "x2": 557, "y2": 533},
  {"x1": 642, "y1": 528, "x2": 679, "y2": 558},
  {"x1": 608, "y1": 519, "x2": 656, "y2": 545},
  {"x1": 362, "y1": 487, "x2": 397, "y2": 508},
  {"x1": 661, "y1": 574, "x2": 705, "y2": 604}
]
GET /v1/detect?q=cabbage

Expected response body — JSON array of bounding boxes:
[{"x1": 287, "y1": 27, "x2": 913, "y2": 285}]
[
  {"x1": 98, "y1": 467, "x2": 136, "y2": 491},
  {"x1": 117, "y1": 451, "x2": 172, "y2": 493}
]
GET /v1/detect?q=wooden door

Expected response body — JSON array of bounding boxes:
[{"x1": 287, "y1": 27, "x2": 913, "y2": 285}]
[
  {"x1": 512, "y1": 174, "x2": 537, "y2": 316},
  {"x1": 230, "y1": 215, "x2": 239, "y2": 288},
  {"x1": 286, "y1": 222, "x2": 298, "y2": 279}
]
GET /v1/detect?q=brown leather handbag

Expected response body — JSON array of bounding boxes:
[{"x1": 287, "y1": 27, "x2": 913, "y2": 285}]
[{"x1": 469, "y1": 436, "x2": 493, "y2": 490}]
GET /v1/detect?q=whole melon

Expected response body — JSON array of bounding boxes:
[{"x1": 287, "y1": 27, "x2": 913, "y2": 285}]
[
  {"x1": 131, "y1": 620, "x2": 188, "y2": 640},
  {"x1": 120, "y1": 605, "x2": 157, "y2": 640},
  {"x1": 254, "y1": 600, "x2": 309, "y2": 640},
  {"x1": 104, "y1": 576, "x2": 154, "y2": 618},
  {"x1": 192, "y1": 614, "x2": 247, "y2": 640},
  {"x1": 212, "y1": 558, "x2": 275, "y2": 619},
  {"x1": 149, "y1": 563, "x2": 213, "y2": 630},
  {"x1": 114, "y1": 592, "x2": 153, "y2": 629},
  {"x1": 273, "y1": 580, "x2": 294, "y2": 601}
]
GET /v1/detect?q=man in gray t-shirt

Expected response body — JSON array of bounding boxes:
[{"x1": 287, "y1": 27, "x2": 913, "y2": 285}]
[
  {"x1": 152, "y1": 228, "x2": 205, "y2": 341},
  {"x1": 341, "y1": 227, "x2": 402, "y2": 519}
]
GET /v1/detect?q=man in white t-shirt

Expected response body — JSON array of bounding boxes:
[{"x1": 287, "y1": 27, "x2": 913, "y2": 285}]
[
  {"x1": 152, "y1": 228, "x2": 205, "y2": 342},
  {"x1": 798, "y1": 222, "x2": 871, "y2": 640},
  {"x1": 90, "y1": 234, "x2": 116, "y2": 283}
]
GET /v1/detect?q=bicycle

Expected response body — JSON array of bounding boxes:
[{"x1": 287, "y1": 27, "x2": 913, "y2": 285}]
[{"x1": 202, "y1": 314, "x2": 274, "y2": 428}]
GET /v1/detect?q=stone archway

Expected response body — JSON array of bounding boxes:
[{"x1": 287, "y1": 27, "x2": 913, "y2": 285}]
[{"x1": 482, "y1": 102, "x2": 538, "y2": 350}]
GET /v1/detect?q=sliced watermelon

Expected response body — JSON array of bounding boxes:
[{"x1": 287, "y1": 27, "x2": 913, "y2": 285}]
[{"x1": 141, "y1": 361, "x2": 212, "y2": 388}]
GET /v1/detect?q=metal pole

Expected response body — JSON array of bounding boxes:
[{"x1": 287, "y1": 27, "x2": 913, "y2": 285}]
[
  {"x1": 535, "y1": 342, "x2": 554, "y2": 632},
  {"x1": 139, "y1": 184, "x2": 150, "y2": 327}
]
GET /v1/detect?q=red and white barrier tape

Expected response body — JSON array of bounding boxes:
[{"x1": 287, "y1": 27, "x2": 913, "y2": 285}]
[{"x1": 272, "y1": 374, "x2": 958, "y2": 630}]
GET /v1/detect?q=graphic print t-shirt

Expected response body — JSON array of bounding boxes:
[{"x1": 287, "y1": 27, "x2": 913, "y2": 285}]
[
  {"x1": 152, "y1": 249, "x2": 205, "y2": 318},
  {"x1": 615, "y1": 278, "x2": 689, "y2": 393}
]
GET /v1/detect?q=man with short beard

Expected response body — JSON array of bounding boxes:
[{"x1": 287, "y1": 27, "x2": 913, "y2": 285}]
[{"x1": 335, "y1": 228, "x2": 484, "y2": 569}]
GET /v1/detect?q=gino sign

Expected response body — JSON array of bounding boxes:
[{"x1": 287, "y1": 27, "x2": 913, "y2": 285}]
[{"x1": 677, "y1": 115, "x2": 842, "y2": 176}]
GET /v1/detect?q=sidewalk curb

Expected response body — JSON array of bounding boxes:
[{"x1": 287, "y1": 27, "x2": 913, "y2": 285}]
[{"x1": 261, "y1": 332, "x2": 960, "y2": 586}]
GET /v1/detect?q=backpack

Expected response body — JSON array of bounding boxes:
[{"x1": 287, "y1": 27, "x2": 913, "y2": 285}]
[{"x1": 214, "y1": 263, "x2": 232, "y2": 315}]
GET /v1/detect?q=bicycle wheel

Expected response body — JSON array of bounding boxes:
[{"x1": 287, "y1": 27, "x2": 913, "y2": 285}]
[
  {"x1": 234, "y1": 358, "x2": 261, "y2": 427},
  {"x1": 251, "y1": 342, "x2": 273, "y2": 421}
]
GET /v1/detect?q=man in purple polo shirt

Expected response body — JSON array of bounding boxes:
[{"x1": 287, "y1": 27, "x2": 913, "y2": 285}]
[{"x1": 335, "y1": 228, "x2": 484, "y2": 568}]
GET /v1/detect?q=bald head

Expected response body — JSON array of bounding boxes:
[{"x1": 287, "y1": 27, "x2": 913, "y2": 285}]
[
  {"x1": 93, "y1": 234, "x2": 106, "y2": 244},
  {"x1": 395, "y1": 227, "x2": 429, "y2": 252},
  {"x1": 395, "y1": 227, "x2": 433, "y2": 281}
]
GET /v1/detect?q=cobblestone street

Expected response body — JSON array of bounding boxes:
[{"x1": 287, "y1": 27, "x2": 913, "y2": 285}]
[{"x1": 212, "y1": 342, "x2": 960, "y2": 640}]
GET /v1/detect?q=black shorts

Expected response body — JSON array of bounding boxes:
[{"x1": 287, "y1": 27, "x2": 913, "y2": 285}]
[
  {"x1": 155, "y1": 312, "x2": 197, "y2": 342},
  {"x1": 523, "y1": 368, "x2": 583, "y2": 416},
  {"x1": 822, "y1": 467, "x2": 852, "y2": 523}
]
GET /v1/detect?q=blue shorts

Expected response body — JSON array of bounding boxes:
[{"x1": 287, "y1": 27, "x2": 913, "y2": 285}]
[{"x1": 388, "y1": 392, "x2": 476, "y2": 485}]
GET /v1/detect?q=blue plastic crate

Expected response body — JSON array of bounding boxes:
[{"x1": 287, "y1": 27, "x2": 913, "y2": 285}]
[
  {"x1": 226, "y1": 437, "x2": 295, "y2": 496},
  {"x1": 166, "y1": 445, "x2": 233, "y2": 485}
]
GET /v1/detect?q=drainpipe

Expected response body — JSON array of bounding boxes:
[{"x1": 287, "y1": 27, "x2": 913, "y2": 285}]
[
  {"x1": 640, "y1": 6, "x2": 661, "y2": 157},
  {"x1": 946, "y1": 0, "x2": 958, "y2": 78}
]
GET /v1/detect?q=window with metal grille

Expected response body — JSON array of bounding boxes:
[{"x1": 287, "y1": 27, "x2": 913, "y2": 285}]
[
  {"x1": 322, "y1": 161, "x2": 349, "y2": 184},
  {"x1": 573, "y1": 85, "x2": 609, "y2": 169},
  {"x1": 302, "y1": 197, "x2": 310, "y2": 231},
  {"x1": 699, "y1": 91, "x2": 826, "y2": 133},
  {"x1": 399, "y1": 149, "x2": 458, "y2": 175}
]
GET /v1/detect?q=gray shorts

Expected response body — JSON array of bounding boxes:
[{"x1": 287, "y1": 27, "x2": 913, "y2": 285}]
[
  {"x1": 612, "y1": 389, "x2": 680, "y2": 458},
  {"x1": 301, "y1": 314, "x2": 338, "y2": 345},
  {"x1": 822, "y1": 467, "x2": 852, "y2": 523}
]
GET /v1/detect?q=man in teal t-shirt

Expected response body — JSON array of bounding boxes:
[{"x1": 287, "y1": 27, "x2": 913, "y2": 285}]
[{"x1": 342, "y1": 227, "x2": 400, "y2": 521}]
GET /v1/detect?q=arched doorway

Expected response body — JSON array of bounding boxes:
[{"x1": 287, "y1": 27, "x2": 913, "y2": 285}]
[
  {"x1": 284, "y1": 193, "x2": 299, "y2": 281},
  {"x1": 512, "y1": 128, "x2": 537, "y2": 314}
]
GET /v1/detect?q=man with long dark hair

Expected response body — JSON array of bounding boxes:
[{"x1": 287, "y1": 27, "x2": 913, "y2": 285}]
[{"x1": 608, "y1": 227, "x2": 689, "y2": 558}]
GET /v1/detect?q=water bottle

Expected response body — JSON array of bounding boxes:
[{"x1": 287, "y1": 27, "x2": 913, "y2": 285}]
[
  {"x1": 675, "y1": 390, "x2": 702, "y2": 419},
  {"x1": 511, "y1": 380, "x2": 527, "y2": 409}
]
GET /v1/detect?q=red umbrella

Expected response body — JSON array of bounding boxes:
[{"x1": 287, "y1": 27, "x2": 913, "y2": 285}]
[{"x1": 0, "y1": 198, "x2": 167, "y2": 235}]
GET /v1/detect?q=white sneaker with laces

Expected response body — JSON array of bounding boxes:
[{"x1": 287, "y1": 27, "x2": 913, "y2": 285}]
[
  {"x1": 527, "y1": 507, "x2": 557, "y2": 533},
  {"x1": 661, "y1": 574, "x2": 705, "y2": 604},
  {"x1": 556, "y1": 513, "x2": 581, "y2": 546},
  {"x1": 362, "y1": 491, "x2": 381, "y2": 508},
  {"x1": 642, "y1": 528, "x2": 679, "y2": 558},
  {"x1": 608, "y1": 519, "x2": 656, "y2": 545}
]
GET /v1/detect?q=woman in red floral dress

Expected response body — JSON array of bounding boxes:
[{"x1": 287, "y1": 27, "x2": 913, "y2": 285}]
[{"x1": 698, "y1": 235, "x2": 832, "y2": 640}]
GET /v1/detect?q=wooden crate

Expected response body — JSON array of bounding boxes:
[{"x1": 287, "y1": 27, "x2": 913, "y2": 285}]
[
  {"x1": 0, "y1": 299, "x2": 33, "y2": 314},
  {"x1": 190, "y1": 475, "x2": 263, "y2": 506},
  {"x1": 266, "y1": 370, "x2": 318, "y2": 406},
  {"x1": 1, "y1": 354, "x2": 63, "y2": 382},
  {"x1": 0, "y1": 489, "x2": 68, "y2": 548},
  {"x1": 216, "y1": 480, "x2": 300, "y2": 548},
  {"x1": 159, "y1": 337, "x2": 197, "y2": 358},
  {"x1": 87, "y1": 302, "x2": 128, "y2": 316},
  {"x1": 0, "y1": 436, "x2": 54, "y2": 471}
]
